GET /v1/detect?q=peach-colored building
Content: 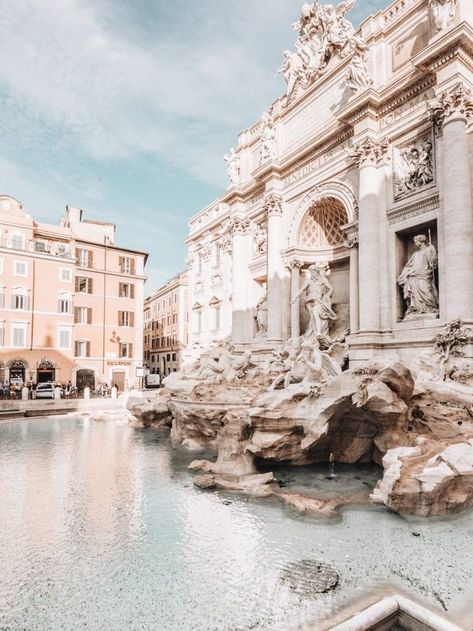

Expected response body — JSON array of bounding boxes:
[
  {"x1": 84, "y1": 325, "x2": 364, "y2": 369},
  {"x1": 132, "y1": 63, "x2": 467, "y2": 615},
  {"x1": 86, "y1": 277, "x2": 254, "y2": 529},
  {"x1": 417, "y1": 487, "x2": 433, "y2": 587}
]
[
  {"x1": 0, "y1": 195, "x2": 147, "y2": 391},
  {"x1": 143, "y1": 272, "x2": 188, "y2": 378}
]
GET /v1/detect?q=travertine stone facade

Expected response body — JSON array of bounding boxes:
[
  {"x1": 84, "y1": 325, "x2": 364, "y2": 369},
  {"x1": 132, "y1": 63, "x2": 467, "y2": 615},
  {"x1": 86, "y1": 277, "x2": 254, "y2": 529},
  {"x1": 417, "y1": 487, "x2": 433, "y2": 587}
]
[
  {"x1": 0, "y1": 196, "x2": 147, "y2": 389},
  {"x1": 143, "y1": 272, "x2": 188, "y2": 377},
  {"x1": 186, "y1": 0, "x2": 473, "y2": 366}
]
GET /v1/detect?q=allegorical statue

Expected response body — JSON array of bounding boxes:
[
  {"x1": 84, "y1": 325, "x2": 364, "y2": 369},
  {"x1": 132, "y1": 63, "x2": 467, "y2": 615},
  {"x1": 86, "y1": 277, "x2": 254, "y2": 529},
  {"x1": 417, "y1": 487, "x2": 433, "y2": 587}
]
[
  {"x1": 224, "y1": 148, "x2": 240, "y2": 186},
  {"x1": 292, "y1": 262, "x2": 337, "y2": 340},
  {"x1": 255, "y1": 295, "x2": 268, "y2": 335},
  {"x1": 398, "y1": 235, "x2": 439, "y2": 319},
  {"x1": 260, "y1": 111, "x2": 277, "y2": 162},
  {"x1": 429, "y1": 0, "x2": 458, "y2": 33}
]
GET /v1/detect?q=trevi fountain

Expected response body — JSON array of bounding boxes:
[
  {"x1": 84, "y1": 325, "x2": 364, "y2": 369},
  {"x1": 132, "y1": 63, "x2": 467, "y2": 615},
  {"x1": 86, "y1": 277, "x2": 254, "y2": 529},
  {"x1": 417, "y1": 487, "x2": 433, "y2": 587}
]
[{"x1": 2, "y1": 0, "x2": 473, "y2": 629}]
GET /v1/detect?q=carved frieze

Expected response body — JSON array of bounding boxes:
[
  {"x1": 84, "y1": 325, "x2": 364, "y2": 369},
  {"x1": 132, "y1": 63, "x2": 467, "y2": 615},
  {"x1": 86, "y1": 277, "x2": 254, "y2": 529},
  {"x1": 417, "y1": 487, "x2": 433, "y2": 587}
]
[
  {"x1": 393, "y1": 133, "x2": 435, "y2": 201},
  {"x1": 429, "y1": 84, "x2": 473, "y2": 130},
  {"x1": 387, "y1": 193, "x2": 439, "y2": 225},
  {"x1": 349, "y1": 137, "x2": 389, "y2": 167},
  {"x1": 219, "y1": 233, "x2": 232, "y2": 253}
]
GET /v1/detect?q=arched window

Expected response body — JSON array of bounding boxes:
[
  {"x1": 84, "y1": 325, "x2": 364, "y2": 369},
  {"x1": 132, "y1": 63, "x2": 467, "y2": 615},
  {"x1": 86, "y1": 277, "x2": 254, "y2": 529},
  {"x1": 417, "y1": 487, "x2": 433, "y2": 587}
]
[
  {"x1": 11, "y1": 287, "x2": 28, "y2": 311},
  {"x1": 58, "y1": 291, "x2": 72, "y2": 314},
  {"x1": 298, "y1": 197, "x2": 348, "y2": 249}
]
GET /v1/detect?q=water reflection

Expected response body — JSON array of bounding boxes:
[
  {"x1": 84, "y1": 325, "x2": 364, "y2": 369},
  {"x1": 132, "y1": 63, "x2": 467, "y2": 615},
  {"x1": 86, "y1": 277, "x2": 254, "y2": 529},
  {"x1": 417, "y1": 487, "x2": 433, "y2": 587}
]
[{"x1": 0, "y1": 417, "x2": 471, "y2": 631}]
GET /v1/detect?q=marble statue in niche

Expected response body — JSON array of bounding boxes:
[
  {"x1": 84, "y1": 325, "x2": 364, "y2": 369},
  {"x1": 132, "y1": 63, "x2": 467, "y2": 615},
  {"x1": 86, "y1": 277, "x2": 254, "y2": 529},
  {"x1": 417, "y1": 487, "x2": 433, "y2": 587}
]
[
  {"x1": 253, "y1": 222, "x2": 267, "y2": 255},
  {"x1": 224, "y1": 148, "x2": 240, "y2": 186},
  {"x1": 398, "y1": 234, "x2": 439, "y2": 319},
  {"x1": 260, "y1": 111, "x2": 277, "y2": 162},
  {"x1": 255, "y1": 295, "x2": 268, "y2": 336},
  {"x1": 429, "y1": 0, "x2": 458, "y2": 33},
  {"x1": 292, "y1": 262, "x2": 337, "y2": 340},
  {"x1": 394, "y1": 138, "x2": 434, "y2": 200}
]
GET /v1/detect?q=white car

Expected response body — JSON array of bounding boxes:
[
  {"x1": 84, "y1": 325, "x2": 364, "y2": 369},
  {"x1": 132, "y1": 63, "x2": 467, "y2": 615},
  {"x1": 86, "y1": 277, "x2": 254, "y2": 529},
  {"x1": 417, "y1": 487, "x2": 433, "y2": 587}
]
[{"x1": 35, "y1": 383, "x2": 56, "y2": 399}]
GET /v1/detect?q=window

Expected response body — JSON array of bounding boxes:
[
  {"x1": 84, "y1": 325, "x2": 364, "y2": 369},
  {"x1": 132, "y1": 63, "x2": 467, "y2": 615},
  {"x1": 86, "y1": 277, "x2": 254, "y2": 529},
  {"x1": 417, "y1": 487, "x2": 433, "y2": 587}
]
[
  {"x1": 215, "y1": 305, "x2": 221, "y2": 330},
  {"x1": 11, "y1": 323, "x2": 27, "y2": 348},
  {"x1": 118, "y1": 311, "x2": 134, "y2": 327},
  {"x1": 60, "y1": 268, "x2": 72, "y2": 282},
  {"x1": 0, "y1": 258, "x2": 4, "y2": 274},
  {"x1": 76, "y1": 248, "x2": 93, "y2": 268},
  {"x1": 12, "y1": 288, "x2": 28, "y2": 311},
  {"x1": 0, "y1": 288, "x2": 4, "y2": 308},
  {"x1": 57, "y1": 326, "x2": 72, "y2": 349},
  {"x1": 10, "y1": 232, "x2": 25, "y2": 250},
  {"x1": 75, "y1": 276, "x2": 93, "y2": 294},
  {"x1": 74, "y1": 307, "x2": 92, "y2": 324},
  {"x1": 197, "y1": 254, "x2": 202, "y2": 275},
  {"x1": 75, "y1": 340, "x2": 90, "y2": 358},
  {"x1": 119, "y1": 256, "x2": 135, "y2": 274},
  {"x1": 172, "y1": 353, "x2": 177, "y2": 361},
  {"x1": 13, "y1": 260, "x2": 28, "y2": 277},
  {"x1": 0, "y1": 323, "x2": 3, "y2": 346},
  {"x1": 167, "y1": 353, "x2": 171, "y2": 361},
  {"x1": 119, "y1": 342, "x2": 133, "y2": 358},
  {"x1": 214, "y1": 244, "x2": 221, "y2": 266},
  {"x1": 58, "y1": 292, "x2": 72, "y2": 314},
  {"x1": 119, "y1": 282, "x2": 134, "y2": 298},
  {"x1": 34, "y1": 241, "x2": 47, "y2": 253}
]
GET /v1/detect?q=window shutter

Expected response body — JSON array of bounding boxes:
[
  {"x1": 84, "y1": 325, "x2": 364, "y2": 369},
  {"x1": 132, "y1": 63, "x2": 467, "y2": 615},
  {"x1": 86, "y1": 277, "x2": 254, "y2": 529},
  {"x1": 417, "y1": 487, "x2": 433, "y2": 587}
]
[
  {"x1": 75, "y1": 341, "x2": 79, "y2": 356},
  {"x1": 86, "y1": 341, "x2": 91, "y2": 357},
  {"x1": 88, "y1": 278, "x2": 93, "y2": 294},
  {"x1": 130, "y1": 284, "x2": 135, "y2": 299},
  {"x1": 74, "y1": 307, "x2": 79, "y2": 323},
  {"x1": 130, "y1": 259, "x2": 136, "y2": 275},
  {"x1": 129, "y1": 343, "x2": 133, "y2": 358},
  {"x1": 87, "y1": 308, "x2": 92, "y2": 324},
  {"x1": 130, "y1": 312, "x2": 135, "y2": 327},
  {"x1": 118, "y1": 311, "x2": 122, "y2": 326},
  {"x1": 75, "y1": 248, "x2": 80, "y2": 263},
  {"x1": 75, "y1": 277, "x2": 80, "y2": 292},
  {"x1": 119, "y1": 256, "x2": 124, "y2": 273},
  {"x1": 88, "y1": 251, "x2": 93, "y2": 268}
]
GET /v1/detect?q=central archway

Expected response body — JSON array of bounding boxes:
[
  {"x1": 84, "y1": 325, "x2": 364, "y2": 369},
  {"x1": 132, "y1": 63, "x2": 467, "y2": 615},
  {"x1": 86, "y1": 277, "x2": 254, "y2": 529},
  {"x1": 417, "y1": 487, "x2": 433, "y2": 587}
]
[{"x1": 298, "y1": 197, "x2": 349, "y2": 249}]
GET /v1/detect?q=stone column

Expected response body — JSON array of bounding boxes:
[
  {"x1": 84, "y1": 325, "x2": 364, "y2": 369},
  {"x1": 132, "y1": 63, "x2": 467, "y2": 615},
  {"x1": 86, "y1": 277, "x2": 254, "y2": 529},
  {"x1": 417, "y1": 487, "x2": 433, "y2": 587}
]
[
  {"x1": 287, "y1": 259, "x2": 304, "y2": 339},
  {"x1": 265, "y1": 194, "x2": 284, "y2": 342},
  {"x1": 346, "y1": 236, "x2": 360, "y2": 334},
  {"x1": 349, "y1": 138, "x2": 388, "y2": 334},
  {"x1": 430, "y1": 85, "x2": 473, "y2": 321},
  {"x1": 229, "y1": 216, "x2": 252, "y2": 344}
]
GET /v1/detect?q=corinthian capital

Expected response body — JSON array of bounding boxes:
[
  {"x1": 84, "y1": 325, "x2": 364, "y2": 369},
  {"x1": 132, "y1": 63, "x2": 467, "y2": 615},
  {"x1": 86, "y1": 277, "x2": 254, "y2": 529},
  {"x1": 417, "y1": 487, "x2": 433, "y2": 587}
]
[
  {"x1": 286, "y1": 258, "x2": 304, "y2": 270},
  {"x1": 429, "y1": 84, "x2": 473, "y2": 130},
  {"x1": 349, "y1": 137, "x2": 389, "y2": 167},
  {"x1": 263, "y1": 193, "x2": 283, "y2": 217},
  {"x1": 227, "y1": 216, "x2": 251, "y2": 236}
]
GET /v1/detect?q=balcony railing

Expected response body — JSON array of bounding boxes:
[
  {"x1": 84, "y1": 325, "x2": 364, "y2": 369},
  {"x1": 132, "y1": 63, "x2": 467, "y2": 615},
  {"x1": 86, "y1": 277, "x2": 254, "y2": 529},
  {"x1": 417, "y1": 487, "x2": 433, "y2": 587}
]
[{"x1": 0, "y1": 238, "x2": 73, "y2": 258}]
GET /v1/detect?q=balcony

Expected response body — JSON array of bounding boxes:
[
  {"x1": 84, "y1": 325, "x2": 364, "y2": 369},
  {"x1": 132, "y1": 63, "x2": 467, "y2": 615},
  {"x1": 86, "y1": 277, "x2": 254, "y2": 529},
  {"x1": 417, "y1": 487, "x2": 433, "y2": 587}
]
[{"x1": 0, "y1": 238, "x2": 73, "y2": 259}]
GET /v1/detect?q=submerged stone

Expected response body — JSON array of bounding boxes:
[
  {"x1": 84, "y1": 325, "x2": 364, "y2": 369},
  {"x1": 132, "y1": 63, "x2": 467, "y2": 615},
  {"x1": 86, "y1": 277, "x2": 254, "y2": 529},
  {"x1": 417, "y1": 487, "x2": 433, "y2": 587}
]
[{"x1": 280, "y1": 559, "x2": 339, "y2": 596}]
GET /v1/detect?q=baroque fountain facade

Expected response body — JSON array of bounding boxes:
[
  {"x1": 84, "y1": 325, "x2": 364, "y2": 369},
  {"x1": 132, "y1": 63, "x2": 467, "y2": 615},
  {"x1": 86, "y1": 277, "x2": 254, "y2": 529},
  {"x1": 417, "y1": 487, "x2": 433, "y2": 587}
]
[{"x1": 129, "y1": 0, "x2": 473, "y2": 627}]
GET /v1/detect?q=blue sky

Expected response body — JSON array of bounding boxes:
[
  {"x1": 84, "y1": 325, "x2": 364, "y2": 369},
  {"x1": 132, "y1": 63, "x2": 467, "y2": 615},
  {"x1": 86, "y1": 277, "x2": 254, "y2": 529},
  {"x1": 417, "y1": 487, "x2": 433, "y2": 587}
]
[{"x1": 0, "y1": 0, "x2": 387, "y2": 290}]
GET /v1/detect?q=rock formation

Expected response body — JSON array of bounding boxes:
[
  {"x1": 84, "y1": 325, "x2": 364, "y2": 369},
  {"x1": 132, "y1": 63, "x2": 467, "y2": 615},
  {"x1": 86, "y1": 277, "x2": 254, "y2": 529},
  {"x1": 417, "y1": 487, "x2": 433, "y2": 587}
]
[{"x1": 129, "y1": 321, "x2": 473, "y2": 518}]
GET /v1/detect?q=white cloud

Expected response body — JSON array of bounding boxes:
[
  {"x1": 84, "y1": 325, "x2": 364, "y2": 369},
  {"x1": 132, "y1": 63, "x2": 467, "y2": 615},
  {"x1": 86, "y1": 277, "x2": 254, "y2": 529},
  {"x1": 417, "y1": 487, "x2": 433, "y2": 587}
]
[{"x1": 0, "y1": 0, "x2": 305, "y2": 187}]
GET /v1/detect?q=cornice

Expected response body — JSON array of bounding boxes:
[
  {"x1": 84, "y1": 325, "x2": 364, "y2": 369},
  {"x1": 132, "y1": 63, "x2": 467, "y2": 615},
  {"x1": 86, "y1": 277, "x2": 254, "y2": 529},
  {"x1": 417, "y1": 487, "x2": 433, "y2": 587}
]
[
  {"x1": 387, "y1": 192, "x2": 440, "y2": 224},
  {"x1": 413, "y1": 23, "x2": 473, "y2": 74}
]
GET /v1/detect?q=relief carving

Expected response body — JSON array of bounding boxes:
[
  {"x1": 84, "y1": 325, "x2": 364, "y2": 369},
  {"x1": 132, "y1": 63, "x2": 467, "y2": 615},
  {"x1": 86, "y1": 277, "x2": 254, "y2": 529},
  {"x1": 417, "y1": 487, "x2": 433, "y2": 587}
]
[
  {"x1": 429, "y1": 0, "x2": 458, "y2": 33},
  {"x1": 394, "y1": 136, "x2": 434, "y2": 200}
]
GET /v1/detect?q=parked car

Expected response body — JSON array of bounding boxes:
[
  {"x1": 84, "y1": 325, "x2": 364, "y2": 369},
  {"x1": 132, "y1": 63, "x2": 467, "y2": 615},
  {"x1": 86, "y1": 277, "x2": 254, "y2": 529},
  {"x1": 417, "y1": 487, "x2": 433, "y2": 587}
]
[{"x1": 35, "y1": 383, "x2": 55, "y2": 399}]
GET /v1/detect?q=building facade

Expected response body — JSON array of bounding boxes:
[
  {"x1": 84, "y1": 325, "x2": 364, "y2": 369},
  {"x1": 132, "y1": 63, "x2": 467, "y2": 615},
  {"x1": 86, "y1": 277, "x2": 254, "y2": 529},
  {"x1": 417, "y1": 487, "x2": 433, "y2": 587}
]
[
  {"x1": 0, "y1": 196, "x2": 147, "y2": 390},
  {"x1": 186, "y1": 0, "x2": 473, "y2": 367},
  {"x1": 143, "y1": 272, "x2": 188, "y2": 377}
]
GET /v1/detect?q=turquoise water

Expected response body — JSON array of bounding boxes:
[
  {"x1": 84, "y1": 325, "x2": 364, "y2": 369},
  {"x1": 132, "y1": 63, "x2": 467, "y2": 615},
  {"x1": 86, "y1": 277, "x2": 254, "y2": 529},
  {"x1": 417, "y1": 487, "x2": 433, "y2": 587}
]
[{"x1": 0, "y1": 416, "x2": 471, "y2": 630}]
